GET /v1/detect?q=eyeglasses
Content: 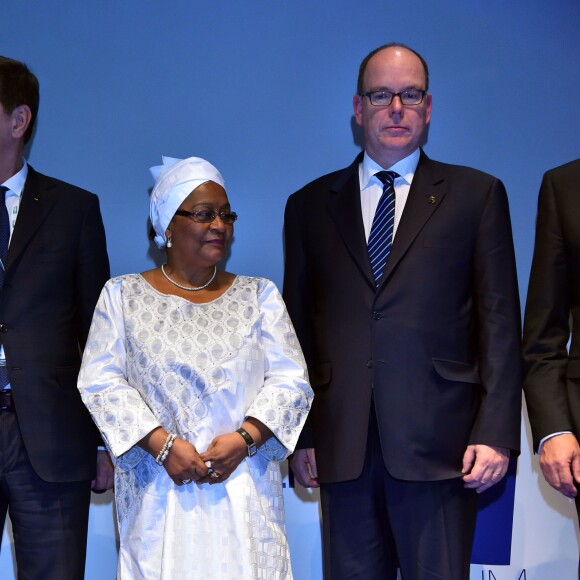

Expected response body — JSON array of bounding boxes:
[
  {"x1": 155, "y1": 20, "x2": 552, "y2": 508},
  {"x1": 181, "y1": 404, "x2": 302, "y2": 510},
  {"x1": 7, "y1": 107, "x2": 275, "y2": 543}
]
[
  {"x1": 361, "y1": 89, "x2": 426, "y2": 107},
  {"x1": 174, "y1": 209, "x2": 238, "y2": 224}
]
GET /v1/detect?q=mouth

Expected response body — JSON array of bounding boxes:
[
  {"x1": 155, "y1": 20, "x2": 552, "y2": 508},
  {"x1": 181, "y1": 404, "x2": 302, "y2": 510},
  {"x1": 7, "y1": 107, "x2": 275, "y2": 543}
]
[
  {"x1": 384, "y1": 125, "x2": 408, "y2": 134},
  {"x1": 205, "y1": 238, "x2": 225, "y2": 246}
]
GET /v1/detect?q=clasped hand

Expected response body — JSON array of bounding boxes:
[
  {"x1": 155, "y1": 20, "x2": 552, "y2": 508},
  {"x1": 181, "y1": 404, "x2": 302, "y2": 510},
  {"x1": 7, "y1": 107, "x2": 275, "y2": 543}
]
[{"x1": 163, "y1": 434, "x2": 247, "y2": 486}]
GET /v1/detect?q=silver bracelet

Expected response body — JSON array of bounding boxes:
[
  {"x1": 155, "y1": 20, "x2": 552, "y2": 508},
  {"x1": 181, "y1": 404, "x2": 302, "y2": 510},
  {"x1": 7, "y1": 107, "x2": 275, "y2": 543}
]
[{"x1": 155, "y1": 433, "x2": 177, "y2": 465}]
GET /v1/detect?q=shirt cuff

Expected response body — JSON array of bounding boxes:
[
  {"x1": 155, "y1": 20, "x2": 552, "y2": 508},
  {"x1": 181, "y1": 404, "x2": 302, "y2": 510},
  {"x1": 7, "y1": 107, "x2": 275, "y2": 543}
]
[{"x1": 538, "y1": 431, "x2": 573, "y2": 454}]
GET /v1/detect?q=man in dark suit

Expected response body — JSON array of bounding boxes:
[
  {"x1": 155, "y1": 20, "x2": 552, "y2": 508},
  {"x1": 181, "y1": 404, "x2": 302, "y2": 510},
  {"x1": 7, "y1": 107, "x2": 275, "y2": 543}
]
[
  {"x1": 523, "y1": 160, "x2": 580, "y2": 515},
  {"x1": 0, "y1": 56, "x2": 112, "y2": 578},
  {"x1": 283, "y1": 43, "x2": 522, "y2": 579}
]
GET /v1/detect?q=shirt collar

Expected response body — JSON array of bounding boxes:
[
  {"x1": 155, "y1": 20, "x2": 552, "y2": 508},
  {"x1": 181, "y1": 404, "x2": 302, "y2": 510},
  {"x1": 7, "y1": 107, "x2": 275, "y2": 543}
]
[
  {"x1": 2, "y1": 160, "x2": 28, "y2": 200},
  {"x1": 360, "y1": 148, "x2": 420, "y2": 188}
]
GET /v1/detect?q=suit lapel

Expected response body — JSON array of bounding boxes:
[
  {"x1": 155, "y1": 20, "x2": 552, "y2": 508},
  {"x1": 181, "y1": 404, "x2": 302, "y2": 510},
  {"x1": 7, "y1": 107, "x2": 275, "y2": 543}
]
[
  {"x1": 326, "y1": 153, "x2": 376, "y2": 288},
  {"x1": 6, "y1": 167, "x2": 56, "y2": 270},
  {"x1": 378, "y1": 152, "x2": 446, "y2": 289}
]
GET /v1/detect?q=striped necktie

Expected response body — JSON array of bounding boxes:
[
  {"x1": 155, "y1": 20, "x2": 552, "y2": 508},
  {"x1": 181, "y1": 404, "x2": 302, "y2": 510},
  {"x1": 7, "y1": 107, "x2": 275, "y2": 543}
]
[
  {"x1": 368, "y1": 171, "x2": 399, "y2": 286},
  {"x1": 0, "y1": 186, "x2": 10, "y2": 389}
]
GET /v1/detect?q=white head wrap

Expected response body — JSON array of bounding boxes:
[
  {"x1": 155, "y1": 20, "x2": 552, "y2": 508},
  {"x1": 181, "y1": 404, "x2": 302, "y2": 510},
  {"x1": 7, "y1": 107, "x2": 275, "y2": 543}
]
[{"x1": 149, "y1": 156, "x2": 226, "y2": 249}]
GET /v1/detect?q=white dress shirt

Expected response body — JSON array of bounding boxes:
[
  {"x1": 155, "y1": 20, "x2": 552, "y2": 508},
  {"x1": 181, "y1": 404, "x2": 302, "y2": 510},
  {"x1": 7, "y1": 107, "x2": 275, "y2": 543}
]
[
  {"x1": 358, "y1": 148, "x2": 420, "y2": 242},
  {"x1": 0, "y1": 161, "x2": 28, "y2": 387}
]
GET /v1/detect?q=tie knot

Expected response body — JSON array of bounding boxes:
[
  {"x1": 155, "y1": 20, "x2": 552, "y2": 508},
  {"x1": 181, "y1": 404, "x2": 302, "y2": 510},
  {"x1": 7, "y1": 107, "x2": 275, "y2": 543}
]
[{"x1": 375, "y1": 171, "x2": 399, "y2": 187}]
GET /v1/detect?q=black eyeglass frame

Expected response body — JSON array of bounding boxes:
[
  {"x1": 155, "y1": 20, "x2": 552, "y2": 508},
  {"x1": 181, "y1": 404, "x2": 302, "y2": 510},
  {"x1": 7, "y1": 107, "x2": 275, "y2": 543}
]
[
  {"x1": 174, "y1": 209, "x2": 238, "y2": 224},
  {"x1": 360, "y1": 89, "x2": 427, "y2": 107}
]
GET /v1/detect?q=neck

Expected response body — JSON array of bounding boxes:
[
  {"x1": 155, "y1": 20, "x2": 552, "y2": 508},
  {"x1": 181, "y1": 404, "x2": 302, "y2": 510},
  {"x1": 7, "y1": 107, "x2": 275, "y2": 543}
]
[
  {"x1": 163, "y1": 262, "x2": 217, "y2": 286},
  {"x1": 0, "y1": 149, "x2": 23, "y2": 184}
]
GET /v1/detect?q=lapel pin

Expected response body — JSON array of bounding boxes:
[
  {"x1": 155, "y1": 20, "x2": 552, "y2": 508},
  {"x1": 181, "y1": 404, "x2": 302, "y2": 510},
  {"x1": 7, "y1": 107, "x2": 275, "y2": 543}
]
[{"x1": 427, "y1": 195, "x2": 437, "y2": 204}]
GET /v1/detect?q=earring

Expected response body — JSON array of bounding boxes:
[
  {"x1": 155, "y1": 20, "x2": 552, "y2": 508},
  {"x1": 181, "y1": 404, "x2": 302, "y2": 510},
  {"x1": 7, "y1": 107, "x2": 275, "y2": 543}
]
[{"x1": 166, "y1": 236, "x2": 173, "y2": 248}]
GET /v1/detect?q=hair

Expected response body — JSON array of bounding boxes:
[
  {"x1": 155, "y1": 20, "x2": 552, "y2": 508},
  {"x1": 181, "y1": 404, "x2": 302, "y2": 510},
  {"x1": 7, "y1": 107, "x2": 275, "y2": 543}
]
[
  {"x1": 0, "y1": 56, "x2": 40, "y2": 144},
  {"x1": 357, "y1": 43, "x2": 430, "y2": 94}
]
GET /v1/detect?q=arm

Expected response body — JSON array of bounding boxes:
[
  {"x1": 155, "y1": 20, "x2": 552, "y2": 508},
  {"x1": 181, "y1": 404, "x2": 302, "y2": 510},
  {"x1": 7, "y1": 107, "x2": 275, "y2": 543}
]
[
  {"x1": 78, "y1": 279, "x2": 163, "y2": 462},
  {"x1": 462, "y1": 178, "x2": 522, "y2": 491},
  {"x1": 282, "y1": 194, "x2": 315, "y2": 450},
  {"x1": 523, "y1": 169, "x2": 579, "y2": 496},
  {"x1": 75, "y1": 194, "x2": 110, "y2": 348},
  {"x1": 523, "y1": 170, "x2": 574, "y2": 445}
]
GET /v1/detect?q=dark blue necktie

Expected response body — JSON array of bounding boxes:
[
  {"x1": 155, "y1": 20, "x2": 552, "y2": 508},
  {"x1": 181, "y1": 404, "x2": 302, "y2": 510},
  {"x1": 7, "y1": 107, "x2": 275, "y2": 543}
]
[
  {"x1": 0, "y1": 185, "x2": 10, "y2": 389},
  {"x1": 368, "y1": 171, "x2": 399, "y2": 286}
]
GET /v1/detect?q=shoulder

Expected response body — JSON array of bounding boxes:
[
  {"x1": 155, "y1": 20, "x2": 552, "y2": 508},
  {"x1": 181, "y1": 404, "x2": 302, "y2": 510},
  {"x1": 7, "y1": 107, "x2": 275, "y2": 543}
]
[
  {"x1": 419, "y1": 154, "x2": 501, "y2": 187},
  {"x1": 26, "y1": 166, "x2": 100, "y2": 205},
  {"x1": 102, "y1": 273, "x2": 142, "y2": 295},
  {"x1": 543, "y1": 158, "x2": 580, "y2": 189},
  {"x1": 287, "y1": 155, "x2": 361, "y2": 204},
  {"x1": 233, "y1": 275, "x2": 282, "y2": 302}
]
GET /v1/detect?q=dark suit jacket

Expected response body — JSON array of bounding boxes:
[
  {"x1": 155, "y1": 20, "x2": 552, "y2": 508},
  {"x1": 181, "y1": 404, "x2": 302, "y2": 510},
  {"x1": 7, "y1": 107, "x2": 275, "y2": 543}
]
[
  {"x1": 0, "y1": 166, "x2": 110, "y2": 482},
  {"x1": 283, "y1": 150, "x2": 522, "y2": 483},
  {"x1": 523, "y1": 159, "x2": 580, "y2": 450}
]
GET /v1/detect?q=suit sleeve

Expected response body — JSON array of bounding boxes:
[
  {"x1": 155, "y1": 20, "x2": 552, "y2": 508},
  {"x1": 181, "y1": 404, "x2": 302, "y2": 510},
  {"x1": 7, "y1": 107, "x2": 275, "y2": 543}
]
[
  {"x1": 470, "y1": 178, "x2": 522, "y2": 453},
  {"x1": 75, "y1": 194, "x2": 110, "y2": 348},
  {"x1": 283, "y1": 193, "x2": 315, "y2": 449},
  {"x1": 523, "y1": 171, "x2": 573, "y2": 449}
]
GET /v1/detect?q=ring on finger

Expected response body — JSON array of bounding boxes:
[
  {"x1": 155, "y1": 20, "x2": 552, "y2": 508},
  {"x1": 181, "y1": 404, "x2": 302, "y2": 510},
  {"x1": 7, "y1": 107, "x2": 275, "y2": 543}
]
[
  {"x1": 205, "y1": 460, "x2": 214, "y2": 475},
  {"x1": 182, "y1": 478, "x2": 192, "y2": 484},
  {"x1": 210, "y1": 471, "x2": 221, "y2": 479}
]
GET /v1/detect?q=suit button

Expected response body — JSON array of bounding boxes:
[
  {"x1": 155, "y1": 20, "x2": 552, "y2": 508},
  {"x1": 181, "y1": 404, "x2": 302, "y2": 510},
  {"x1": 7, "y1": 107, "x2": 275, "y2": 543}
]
[
  {"x1": 366, "y1": 359, "x2": 373, "y2": 368},
  {"x1": 0, "y1": 324, "x2": 7, "y2": 333},
  {"x1": 372, "y1": 311, "x2": 382, "y2": 320}
]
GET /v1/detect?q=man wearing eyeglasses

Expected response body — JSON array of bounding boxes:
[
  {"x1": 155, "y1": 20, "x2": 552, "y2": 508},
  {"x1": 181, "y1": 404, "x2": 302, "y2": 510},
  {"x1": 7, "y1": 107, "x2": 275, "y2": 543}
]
[{"x1": 283, "y1": 43, "x2": 521, "y2": 579}]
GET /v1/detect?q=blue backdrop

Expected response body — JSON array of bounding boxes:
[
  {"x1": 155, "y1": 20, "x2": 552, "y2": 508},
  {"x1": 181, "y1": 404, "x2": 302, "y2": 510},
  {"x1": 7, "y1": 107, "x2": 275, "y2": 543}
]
[{"x1": 1, "y1": 1, "x2": 579, "y2": 578}]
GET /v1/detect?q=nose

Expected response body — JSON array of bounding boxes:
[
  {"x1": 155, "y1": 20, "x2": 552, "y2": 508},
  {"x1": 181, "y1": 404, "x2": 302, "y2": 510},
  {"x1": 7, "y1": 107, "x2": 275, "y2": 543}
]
[
  {"x1": 209, "y1": 214, "x2": 227, "y2": 231},
  {"x1": 389, "y1": 94, "x2": 404, "y2": 117}
]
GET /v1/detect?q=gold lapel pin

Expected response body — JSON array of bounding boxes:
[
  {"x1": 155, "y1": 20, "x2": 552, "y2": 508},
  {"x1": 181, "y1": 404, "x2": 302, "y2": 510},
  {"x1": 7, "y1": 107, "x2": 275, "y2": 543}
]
[{"x1": 427, "y1": 195, "x2": 437, "y2": 204}]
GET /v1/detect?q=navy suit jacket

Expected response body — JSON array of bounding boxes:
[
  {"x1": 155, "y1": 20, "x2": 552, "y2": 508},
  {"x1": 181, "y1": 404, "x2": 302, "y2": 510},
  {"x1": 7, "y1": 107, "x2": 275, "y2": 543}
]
[
  {"x1": 523, "y1": 159, "x2": 580, "y2": 449},
  {"x1": 0, "y1": 166, "x2": 110, "y2": 482},
  {"x1": 283, "y1": 150, "x2": 522, "y2": 483}
]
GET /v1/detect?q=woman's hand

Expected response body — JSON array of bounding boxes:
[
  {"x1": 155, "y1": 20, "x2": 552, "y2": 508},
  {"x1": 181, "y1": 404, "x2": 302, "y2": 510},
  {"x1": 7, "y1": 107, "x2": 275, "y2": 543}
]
[
  {"x1": 199, "y1": 418, "x2": 274, "y2": 485},
  {"x1": 138, "y1": 427, "x2": 210, "y2": 486},
  {"x1": 198, "y1": 433, "x2": 247, "y2": 485},
  {"x1": 163, "y1": 438, "x2": 211, "y2": 485}
]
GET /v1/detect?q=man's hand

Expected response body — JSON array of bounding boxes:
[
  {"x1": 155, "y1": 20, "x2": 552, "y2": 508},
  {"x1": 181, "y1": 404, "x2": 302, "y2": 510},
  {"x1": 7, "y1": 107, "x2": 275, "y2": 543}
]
[
  {"x1": 539, "y1": 433, "x2": 580, "y2": 499},
  {"x1": 462, "y1": 444, "x2": 510, "y2": 493},
  {"x1": 290, "y1": 448, "x2": 320, "y2": 488},
  {"x1": 92, "y1": 450, "x2": 114, "y2": 493}
]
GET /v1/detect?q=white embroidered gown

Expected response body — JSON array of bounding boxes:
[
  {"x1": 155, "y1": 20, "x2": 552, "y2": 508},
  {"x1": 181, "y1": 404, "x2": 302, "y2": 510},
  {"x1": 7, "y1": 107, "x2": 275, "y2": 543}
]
[{"x1": 78, "y1": 274, "x2": 313, "y2": 579}]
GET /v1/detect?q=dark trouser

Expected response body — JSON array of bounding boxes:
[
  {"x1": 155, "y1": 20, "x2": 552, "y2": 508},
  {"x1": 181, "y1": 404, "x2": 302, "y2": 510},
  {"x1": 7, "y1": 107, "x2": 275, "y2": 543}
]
[
  {"x1": 0, "y1": 409, "x2": 91, "y2": 580},
  {"x1": 320, "y1": 403, "x2": 477, "y2": 580}
]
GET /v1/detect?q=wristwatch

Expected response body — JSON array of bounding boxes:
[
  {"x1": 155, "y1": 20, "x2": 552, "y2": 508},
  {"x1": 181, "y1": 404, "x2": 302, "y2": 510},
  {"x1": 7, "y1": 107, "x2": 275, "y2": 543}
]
[{"x1": 236, "y1": 427, "x2": 257, "y2": 457}]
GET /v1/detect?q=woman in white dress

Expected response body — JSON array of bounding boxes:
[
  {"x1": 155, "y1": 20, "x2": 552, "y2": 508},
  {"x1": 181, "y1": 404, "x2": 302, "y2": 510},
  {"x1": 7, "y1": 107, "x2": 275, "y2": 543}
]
[{"x1": 78, "y1": 156, "x2": 313, "y2": 579}]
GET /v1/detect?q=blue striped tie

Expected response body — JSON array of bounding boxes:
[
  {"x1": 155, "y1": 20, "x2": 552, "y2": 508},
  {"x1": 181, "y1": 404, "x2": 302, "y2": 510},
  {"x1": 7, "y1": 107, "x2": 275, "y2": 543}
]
[
  {"x1": 368, "y1": 171, "x2": 398, "y2": 286},
  {"x1": 0, "y1": 186, "x2": 10, "y2": 389}
]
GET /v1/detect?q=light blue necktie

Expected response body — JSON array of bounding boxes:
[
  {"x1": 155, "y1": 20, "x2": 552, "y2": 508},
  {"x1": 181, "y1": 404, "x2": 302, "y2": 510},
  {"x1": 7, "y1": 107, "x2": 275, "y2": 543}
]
[{"x1": 368, "y1": 171, "x2": 399, "y2": 286}]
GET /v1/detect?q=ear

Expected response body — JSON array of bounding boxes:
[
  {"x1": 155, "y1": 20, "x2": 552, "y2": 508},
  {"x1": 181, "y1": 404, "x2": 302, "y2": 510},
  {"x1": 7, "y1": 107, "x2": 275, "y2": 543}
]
[
  {"x1": 353, "y1": 94, "x2": 363, "y2": 127},
  {"x1": 10, "y1": 105, "x2": 32, "y2": 140},
  {"x1": 424, "y1": 93, "x2": 432, "y2": 125}
]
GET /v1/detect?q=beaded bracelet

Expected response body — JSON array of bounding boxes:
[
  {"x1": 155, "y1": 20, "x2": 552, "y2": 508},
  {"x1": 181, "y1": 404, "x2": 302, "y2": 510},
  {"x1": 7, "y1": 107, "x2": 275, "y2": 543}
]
[{"x1": 155, "y1": 433, "x2": 177, "y2": 465}]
